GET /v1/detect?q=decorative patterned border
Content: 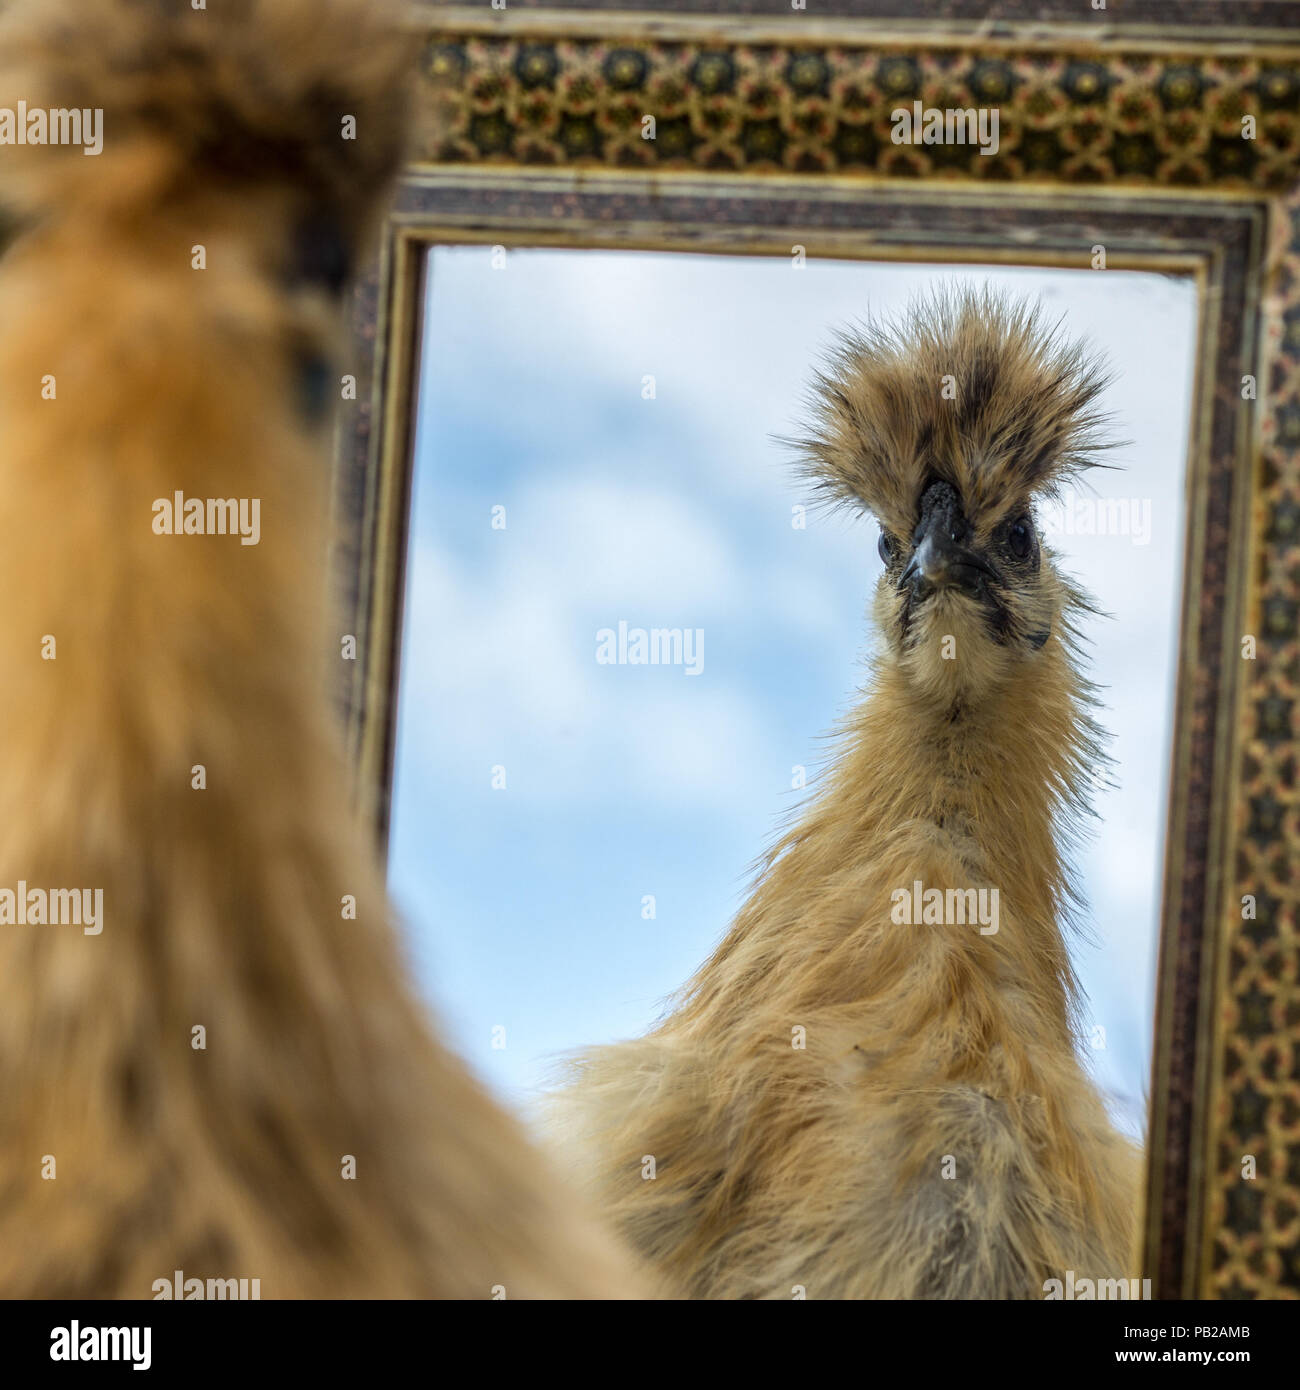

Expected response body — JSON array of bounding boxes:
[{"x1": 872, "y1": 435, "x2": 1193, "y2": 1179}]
[
  {"x1": 336, "y1": 5, "x2": 1300, "y2": 1299},
  {"x1": 415, "y1": 25, "x2": 1300, "y2": 189},
  {"x1": 1207, "y1": 179, "x2": 1300, "y2": 1301}
]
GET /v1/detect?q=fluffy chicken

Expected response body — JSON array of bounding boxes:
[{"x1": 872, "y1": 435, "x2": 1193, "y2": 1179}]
[
  {"x1": 0, "y1": 0, "x2": 638, "y2": 1299},
  {"x1": 553, "y1": 289, "x2": 1142, "y2": 1299}
]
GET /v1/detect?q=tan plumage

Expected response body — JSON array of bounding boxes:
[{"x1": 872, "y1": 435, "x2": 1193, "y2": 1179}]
[
  {"x1": 551, "y1": 289, "x2": 1142, "y2": 1299},
  {"x1": 0, "y1": 0, "x2": 639, "y2": 1299}
]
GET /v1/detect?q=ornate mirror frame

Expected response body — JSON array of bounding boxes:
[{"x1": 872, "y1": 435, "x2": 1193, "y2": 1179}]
[{"x1": 332, "y1": 0, "x2": 1300, "y2": 1300}]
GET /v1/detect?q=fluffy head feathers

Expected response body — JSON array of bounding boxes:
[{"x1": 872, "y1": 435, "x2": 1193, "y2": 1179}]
[
  {"x1": 800, "y1": 286, "x2": 1115, "y2": 543},
  {"x1": 0, "y1": 0, "x2": 414, "y2": 279},
  {"x1": 794, "y1": 288, "x2": 1117, "y2": 706}
]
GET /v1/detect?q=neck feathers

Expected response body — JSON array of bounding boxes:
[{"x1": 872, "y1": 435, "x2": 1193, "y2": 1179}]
[{"x1": 673, "y1": 593, "x2": 1104, "y2": 1067}]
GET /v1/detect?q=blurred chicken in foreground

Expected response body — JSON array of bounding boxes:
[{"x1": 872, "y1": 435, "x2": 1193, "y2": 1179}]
[{"x1": 0, "y1": 0, "x2": 639, "y2": 1298}]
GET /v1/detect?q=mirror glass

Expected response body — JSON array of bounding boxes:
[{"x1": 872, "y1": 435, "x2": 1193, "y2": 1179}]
[{"x1": 388, "y1": 247, "x2": 1196, "y2": 1146}]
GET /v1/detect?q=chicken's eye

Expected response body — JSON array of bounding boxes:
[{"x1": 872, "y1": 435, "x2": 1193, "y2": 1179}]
[
  {"x1": 877, "y1": 530, "x2": 898, "y2": 565},
  {"x1": 1006, "y1": 517, "x2": 1034, "y2": 560}
]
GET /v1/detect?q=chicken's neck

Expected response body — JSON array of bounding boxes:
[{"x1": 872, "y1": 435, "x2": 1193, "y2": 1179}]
[{"x1": 674, "y1": 633, "x2": 1099, "y2": 1065}]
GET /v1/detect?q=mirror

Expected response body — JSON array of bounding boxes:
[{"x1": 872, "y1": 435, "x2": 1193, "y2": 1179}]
[{"x1": 386, "y1": 246, "x2": 1195, "y2": 1156}]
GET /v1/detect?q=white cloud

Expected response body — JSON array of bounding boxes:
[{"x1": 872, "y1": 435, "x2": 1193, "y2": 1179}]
[{"x1": 396, "y1": 479, "x2": 778, "y2": 812}]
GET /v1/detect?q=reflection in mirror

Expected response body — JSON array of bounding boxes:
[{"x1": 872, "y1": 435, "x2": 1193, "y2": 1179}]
[{"x1": 388, "y1": 249, "x2": 1194, "y2": 1168}]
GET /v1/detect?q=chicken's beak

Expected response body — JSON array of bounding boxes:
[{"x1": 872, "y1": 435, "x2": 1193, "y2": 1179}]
[{"x1": 901, "y1": 506, "x2": 995, "y2": 603}]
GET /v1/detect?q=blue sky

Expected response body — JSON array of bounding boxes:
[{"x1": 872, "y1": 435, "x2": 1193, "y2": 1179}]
[{"x1": 388, "y1": 247, "x2": 1196, "y2": 1141}]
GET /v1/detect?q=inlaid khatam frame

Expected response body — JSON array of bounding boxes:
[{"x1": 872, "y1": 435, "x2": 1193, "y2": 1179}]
[{"x1": 333, "y1": 0, "x2": 1300, "y2": 1300}]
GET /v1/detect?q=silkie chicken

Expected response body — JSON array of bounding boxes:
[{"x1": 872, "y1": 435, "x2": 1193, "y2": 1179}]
[
  {"x1": 0, "y1": 0, "x2": 639, "y2": 1298},
  {"x1": 552, "y1": 288, "x2": 1142, "y2": 1299}
]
